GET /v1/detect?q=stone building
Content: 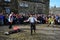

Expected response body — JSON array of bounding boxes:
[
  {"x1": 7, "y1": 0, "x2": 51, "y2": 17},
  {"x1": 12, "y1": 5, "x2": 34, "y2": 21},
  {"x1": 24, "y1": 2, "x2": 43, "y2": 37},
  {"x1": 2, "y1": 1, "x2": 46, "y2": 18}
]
[
  {"x1": 0, "y1": 0, "x2": 18, "y2": 14},
  {"x1": 18, "y1": 0, "x2": 49, "y2": 14},
  {"x1": 0, "y1": 0, "x2": 49, "y2": 14},
  {"x1": 49, "y1": 6, "x2": 60, "y2": 15}
]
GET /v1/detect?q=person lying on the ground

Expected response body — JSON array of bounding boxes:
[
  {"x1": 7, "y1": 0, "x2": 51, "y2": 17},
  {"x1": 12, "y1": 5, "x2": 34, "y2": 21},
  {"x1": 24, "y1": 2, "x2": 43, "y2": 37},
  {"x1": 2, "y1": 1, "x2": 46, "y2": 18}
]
[{"x1": 4, "y1": 26, "x2": 21, "y2": 35}]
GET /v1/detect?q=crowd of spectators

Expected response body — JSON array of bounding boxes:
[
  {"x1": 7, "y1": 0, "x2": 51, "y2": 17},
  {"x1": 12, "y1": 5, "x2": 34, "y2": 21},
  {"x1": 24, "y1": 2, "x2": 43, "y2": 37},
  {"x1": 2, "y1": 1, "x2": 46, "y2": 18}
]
[{"x1": 0, "y1": 12, "x2": 60, "y2": 26}]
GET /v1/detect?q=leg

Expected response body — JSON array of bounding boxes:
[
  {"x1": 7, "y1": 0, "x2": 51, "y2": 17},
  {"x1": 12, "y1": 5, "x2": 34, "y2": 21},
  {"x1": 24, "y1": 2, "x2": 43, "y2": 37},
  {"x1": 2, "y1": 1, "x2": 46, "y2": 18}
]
[
  {"x1": 9, "y1": 30, "x2": 17, "y2": 34},
  {"x1": 33, "y1": 24, "x2": 36, "y2": 33},
  {"x1": 30, "y1": 23, "x2": 33, "y2": 35},
  {"x1": 9, "y1": 22, "x2": 12, "y2": 29},
  {"x1": 48, "y1": 22, "x2": 51, "y2": 27}
]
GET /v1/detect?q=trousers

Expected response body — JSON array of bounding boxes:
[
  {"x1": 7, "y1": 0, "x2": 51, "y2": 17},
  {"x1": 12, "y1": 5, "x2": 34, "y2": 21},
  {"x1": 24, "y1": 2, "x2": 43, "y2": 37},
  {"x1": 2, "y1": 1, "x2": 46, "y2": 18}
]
[
  {"x1": 30, "y1": 23, "x2": 36, "y2": 35},
  {"x1": 9, "y1": 22, "x2": 12, "y2": 29}
]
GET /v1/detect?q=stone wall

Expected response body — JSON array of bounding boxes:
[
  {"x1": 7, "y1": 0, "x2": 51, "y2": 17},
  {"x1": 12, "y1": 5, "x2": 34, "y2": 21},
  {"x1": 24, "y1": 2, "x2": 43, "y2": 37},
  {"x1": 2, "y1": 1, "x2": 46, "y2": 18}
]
[
  {"x1": 0, "y1": 0, "x2": 18, "y2": 13},
  {"x1": 18, "y1": 0, "x2": 49, "y2": 14},
  {"x1": 0, "y1": 0, "x2": 49, "y2": 14}
]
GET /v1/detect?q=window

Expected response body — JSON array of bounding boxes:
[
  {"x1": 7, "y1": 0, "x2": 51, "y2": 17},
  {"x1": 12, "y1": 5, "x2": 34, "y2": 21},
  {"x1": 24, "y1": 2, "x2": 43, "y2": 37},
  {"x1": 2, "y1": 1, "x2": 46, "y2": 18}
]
[
  {"x1": 19, "y1": 2, "x2": 28, "y2": 7},
  {"x1": 0, "y1": 0, "x2": 1, "y2": 2},
  {"x1": 4, "y1": 0, "x2": 11, "y2": 2},
  {"x1": 5, "y1": 7, "x2": 11, "y2": 14}
]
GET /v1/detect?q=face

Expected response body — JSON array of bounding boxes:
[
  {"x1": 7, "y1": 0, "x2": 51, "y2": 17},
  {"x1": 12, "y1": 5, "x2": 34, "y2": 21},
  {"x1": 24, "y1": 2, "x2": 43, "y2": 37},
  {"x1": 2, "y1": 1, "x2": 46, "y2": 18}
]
[
  {"x1": 51, "y1": 16, "x2": 54, "y2": 18},
  {"x1": 30, "y1": 15, "x2": 33, "y2": 17}
]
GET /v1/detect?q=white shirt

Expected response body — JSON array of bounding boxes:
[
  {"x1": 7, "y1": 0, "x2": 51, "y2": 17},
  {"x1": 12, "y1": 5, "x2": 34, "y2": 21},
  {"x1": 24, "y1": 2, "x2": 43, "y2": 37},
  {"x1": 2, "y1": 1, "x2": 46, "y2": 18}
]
[
  {"x1": 27, "y1": 17, "x2": 37, "y2": 23},
  {"x1": 8, "y1": 14, "x2": 13, "y2": 22}
]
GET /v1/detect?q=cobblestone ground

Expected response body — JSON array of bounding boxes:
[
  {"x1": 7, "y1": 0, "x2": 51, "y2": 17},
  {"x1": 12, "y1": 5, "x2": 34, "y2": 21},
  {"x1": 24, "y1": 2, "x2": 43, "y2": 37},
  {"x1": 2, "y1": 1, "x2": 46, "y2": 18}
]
[{"x1": 0, "y1": 24, "x2": 60, "y2": 40}]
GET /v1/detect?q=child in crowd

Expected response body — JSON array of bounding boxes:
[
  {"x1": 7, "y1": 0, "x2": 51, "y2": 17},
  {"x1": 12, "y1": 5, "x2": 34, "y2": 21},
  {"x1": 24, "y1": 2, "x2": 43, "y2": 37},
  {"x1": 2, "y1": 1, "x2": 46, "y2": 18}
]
[{"x1": 48, "y1": 16, "x2": 55, "y2": 27}]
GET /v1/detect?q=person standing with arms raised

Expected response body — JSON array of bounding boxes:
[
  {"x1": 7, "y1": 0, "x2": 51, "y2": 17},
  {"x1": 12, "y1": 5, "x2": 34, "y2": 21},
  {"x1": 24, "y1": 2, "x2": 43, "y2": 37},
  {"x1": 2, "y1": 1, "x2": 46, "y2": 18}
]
[{"x1": 24, "y1": 14, "x2": 40, "y2": 35}]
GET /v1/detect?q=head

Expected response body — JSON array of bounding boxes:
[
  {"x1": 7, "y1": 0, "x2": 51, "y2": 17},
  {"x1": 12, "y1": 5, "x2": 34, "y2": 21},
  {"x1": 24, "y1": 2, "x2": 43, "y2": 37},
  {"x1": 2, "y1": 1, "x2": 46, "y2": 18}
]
[
  {"x1": 51, "y1": 16, "x2": 54, "y2": 18},
  {"x1": 11, "y1": 12, "x2": 14, "y2": 14},
  {"x1": 10, "y1": 12, "x2": 14, "y2": 16},
  {"x1": 30, "y1": 14, "x2": 33, "y2": 17}
]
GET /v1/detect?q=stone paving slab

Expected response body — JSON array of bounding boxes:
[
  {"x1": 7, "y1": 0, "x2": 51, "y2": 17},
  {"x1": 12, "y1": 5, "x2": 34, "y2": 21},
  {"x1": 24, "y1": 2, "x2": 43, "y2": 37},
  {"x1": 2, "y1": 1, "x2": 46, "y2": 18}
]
[{"x1": 0, "y1": 24, "x2": 60, "y2": 40}]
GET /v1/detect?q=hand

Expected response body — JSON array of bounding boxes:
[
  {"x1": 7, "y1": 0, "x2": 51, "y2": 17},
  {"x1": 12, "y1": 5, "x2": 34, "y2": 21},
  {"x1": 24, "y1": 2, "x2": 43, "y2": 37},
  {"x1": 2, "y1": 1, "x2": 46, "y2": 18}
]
[
  {"x1": 37, "y1": 21, "x2": 40, "y2": 23},
  {"x1": 24, "y1": 20, "x2": 28, "y2": 22},
  {"x1": 24, "y1": 21, "x2": 26, "y2": 22}
]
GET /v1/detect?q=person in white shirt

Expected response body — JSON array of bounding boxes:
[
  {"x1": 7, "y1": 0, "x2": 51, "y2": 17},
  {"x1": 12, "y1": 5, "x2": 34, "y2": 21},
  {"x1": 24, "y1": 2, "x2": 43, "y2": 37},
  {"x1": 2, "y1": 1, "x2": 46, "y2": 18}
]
[
  {"x1": 8, "y1": 12, "x2": 13, "y2": 29},
  {"x1": 24, "y1": 14, "x2": 40, "y2": 35}
]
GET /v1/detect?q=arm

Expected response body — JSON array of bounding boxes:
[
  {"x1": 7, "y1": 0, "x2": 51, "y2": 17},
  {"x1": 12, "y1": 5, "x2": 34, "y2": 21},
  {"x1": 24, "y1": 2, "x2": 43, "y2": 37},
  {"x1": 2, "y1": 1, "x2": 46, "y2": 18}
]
[
  {"x1": 24, "y1": 17, "x2": 30, "y2": 22},
  {"x1": 34, "y1": 18, "x2": 40, "y2": 22}
]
